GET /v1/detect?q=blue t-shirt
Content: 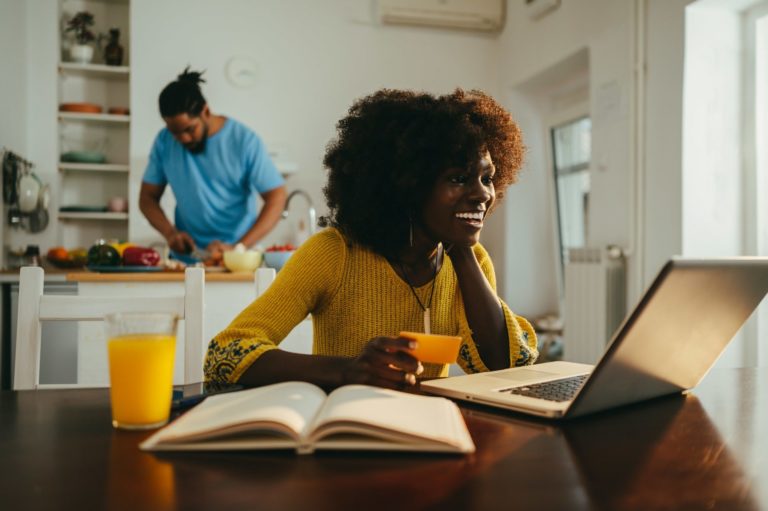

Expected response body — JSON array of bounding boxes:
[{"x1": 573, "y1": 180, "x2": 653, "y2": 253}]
[{"x1": 143, "y1": 118, "x2": 285, "y2": 247}]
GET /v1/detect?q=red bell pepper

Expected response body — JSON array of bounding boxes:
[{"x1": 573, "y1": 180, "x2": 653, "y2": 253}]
[{"x1": 122, "y1": 246, "x2": 161, "y2": 266}]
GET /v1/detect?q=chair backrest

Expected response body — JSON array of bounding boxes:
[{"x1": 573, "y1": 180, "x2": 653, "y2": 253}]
[
  {"x1": 13, "y1": 266, "x2": 205, "y2": 390},
  {"x1": 254, "y1": 267, "x2": 276, "y2": 298}
]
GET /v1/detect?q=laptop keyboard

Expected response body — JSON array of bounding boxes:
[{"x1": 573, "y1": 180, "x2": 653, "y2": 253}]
[{"x1": 498, "y1": 374, "x2": 589, "y2": 402}]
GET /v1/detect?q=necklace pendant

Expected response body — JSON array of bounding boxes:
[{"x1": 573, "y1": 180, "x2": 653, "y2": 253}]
[{"x1": 424, "y1": 308, "x2": 431, "y2": 335}]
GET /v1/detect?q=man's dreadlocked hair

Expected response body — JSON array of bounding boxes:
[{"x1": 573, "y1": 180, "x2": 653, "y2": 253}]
[{"x1": 158, "y1": 66, "x2": 207, "y2": 118}]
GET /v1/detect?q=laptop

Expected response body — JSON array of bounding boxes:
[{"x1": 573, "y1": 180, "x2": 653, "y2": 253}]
[{"x1": 421, "y1": 257, "x2": 768, "y2": 419}]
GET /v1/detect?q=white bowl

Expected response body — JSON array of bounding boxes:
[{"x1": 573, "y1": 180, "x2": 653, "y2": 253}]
[{"x1": 223, "y1": 250, "x2": 262, "y2": 272}]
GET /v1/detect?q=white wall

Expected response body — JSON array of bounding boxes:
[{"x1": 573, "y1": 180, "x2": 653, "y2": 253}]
[
  {"x1": 0, "y1": 1, "x2": 27, "y2": 155},
  {"x1": 1, "y1": 0, "x2": 503, "y2": 259},
  {"x1": 494, "y1": 0, "x2": 636, "y2": 317},
  {"x1": 642, "y1": 0, "x2": 690, "y2": 284},
  {"x1": 682, "y1": 6, "x2": 742, "y2": 256},
  {"x1": 0, "y1": 1, "x2": 30, "y2": 266},
  {"x1": 493, "y1": 0, "x2": 696, "y2": 317},
  {"x1": 128, "y1": 0, "x2": 503, "y2": 248},
  {"x1": 1, "y1": 0, "x2": 60, "y2": 257},
  {"x1": 682, "y1": 0, "x2": 768, "y2": 368},
  {"x1": 0, "y1": 1, "x2": 27, "y2": 268},
  {"x1": 0, "y1": 0, "x2": 730, "y2": 324}
]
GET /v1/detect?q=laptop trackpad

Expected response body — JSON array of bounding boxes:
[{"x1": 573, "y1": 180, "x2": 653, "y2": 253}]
[{"x1": 487, "y1": 368, "x2": 560, "y2": 383}]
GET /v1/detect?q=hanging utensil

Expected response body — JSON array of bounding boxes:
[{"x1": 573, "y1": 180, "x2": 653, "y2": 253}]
[
  {"x1": 3, "y1": 151, "x2": 19, "y2": 204},
  {"x1": 18, "y1": 172, "x2": 41, "y2": 214},
  {"x1": 28, "y1": 208, "x2": 49, "y2": 233},
  {"x1": 7, "y1": 207, "x2": 22, "y2": 227},
  {"x1": 29, "y1": 180, "x2": 51, "y2": 233},
  {"x1": 38, "y1": 183, "x2": 50, "y2": 210}
]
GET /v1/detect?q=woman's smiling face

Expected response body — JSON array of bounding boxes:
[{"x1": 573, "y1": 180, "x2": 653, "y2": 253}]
[{"x1": 418, "y1": 150, "x2": 496, "y2": 247}]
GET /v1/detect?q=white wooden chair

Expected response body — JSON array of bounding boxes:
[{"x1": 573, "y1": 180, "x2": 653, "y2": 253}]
[
  {"x1": 254, "y1": 267, "x2": 276, "y2": 298},
  {"x1": 13, "y1": 266, "x2": 205, "y2": 390}
]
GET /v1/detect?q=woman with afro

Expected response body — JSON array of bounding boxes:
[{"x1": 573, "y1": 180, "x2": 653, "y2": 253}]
[{"x1": 205, "y1": 88, "x2": 538, "y2": 390}]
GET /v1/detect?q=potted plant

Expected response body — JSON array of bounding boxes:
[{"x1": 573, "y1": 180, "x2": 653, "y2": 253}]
[{"x1": 65, "y1": 11, "x2": 95, "y2": 63}]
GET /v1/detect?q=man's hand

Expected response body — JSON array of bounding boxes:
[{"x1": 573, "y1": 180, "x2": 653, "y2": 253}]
[
  {"x1": 206, "y1": 240, "x2": 234, "y2": 255},
  {"x1": 205, "y1": 240, "x2": 234, "y2": 266},
  {"x1": 166, "y1": 230, "x2": 195, "y2": 254}
]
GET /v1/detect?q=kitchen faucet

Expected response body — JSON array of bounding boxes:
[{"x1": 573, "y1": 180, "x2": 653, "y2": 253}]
[{"x1": 282, "y1": 189, "x2": 317, "y2": 236}]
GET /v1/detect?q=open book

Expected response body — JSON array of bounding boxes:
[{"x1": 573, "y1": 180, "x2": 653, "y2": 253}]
[{"x1": 140, "y1": 382, "x2": 475, "y2": 454}]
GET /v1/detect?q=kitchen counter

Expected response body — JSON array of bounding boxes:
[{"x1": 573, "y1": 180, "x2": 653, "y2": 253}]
[
  {"x1": 0, "y1": 268, "x2": 67, "y2": 283},
  {"x1": 0, "y1": 268, "x2": 259, "y2": 283},
  {"x1": 65, "y1": 270, "x2": 258, "y2": 282}
]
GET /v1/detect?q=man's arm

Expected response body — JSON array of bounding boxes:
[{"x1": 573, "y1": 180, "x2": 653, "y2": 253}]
[
  {"x1": 227, "y1": 185, "x2": 287, "y2": 249},
  {"x1": 138, "y1": 182, "x2": 194, "y2": 253}
]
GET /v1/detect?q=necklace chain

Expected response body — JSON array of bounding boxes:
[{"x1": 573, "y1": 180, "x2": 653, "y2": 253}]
[
  {"x1": 397, "y1": 261, "x2": 437, "y2": 312},
  {"x1": 395, "y1": 244, "x2": 443, "y2": 312}
]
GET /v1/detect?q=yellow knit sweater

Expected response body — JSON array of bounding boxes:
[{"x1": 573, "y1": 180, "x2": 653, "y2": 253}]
[{"x1": 204, "y1": 228, "x2": 538, "y2": 383}]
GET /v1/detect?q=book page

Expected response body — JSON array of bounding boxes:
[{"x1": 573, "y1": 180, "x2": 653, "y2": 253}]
[
  {"x1": 308, "y1": 385, "x2": 474, "y2": 452},
  {"x1": 143, "y1": 381, "x2": 327, "y2": 447}
]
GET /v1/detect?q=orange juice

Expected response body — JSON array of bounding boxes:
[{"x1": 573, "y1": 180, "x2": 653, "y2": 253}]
[{"x1": 108, "y1": 334, "x2": 176, "y2": 429}]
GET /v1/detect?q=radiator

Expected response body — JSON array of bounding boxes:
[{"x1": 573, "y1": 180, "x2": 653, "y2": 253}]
[{"x1": 563, "y1": 247, "x2": 626, "y2": 364}]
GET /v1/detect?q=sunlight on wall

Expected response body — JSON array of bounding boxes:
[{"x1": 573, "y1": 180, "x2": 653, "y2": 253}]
[
  {"x1": 754, "y1": 12, "x2": 768, "y2": 367},
  {"x1": 682, "y1": 5, "x2": 741, "y2": 257},
  {"x1": 683, "y1": 0, "x2": 768, "y2": 368}
]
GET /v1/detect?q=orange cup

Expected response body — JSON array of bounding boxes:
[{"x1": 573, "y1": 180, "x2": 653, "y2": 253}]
[{"x1": 400, "y1": 331, "x2": 462, "y2": 364}]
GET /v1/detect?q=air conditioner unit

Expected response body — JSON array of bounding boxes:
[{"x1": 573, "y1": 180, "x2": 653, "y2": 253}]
[{"x1": 378, "y1": 0, "x2": 505, "y2": 32}]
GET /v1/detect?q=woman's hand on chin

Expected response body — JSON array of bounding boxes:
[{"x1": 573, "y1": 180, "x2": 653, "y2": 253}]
[{"x1": 445, "y1": 244, "x2": 474, "y2": 260}]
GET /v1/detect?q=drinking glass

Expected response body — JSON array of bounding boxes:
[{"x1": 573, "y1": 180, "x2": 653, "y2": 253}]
[{"x1": 105, "y1": 312, "x2": 177, "y2": 430}]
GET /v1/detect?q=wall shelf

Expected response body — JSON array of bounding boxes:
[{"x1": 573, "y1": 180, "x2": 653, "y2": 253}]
[
  {"x1": 58, "y1": 212, "x2": 129, "y2": 221},
  {"x1": 58, "y1": 163, "x2": 130, "y2": 173},
  {"x1": 58, "y1": 62, "x2": 130, "y2": 79},
  {"x1": 58, "y1": 112, "x2": 130, "y2": 123},
  {"x1": 56, "y1": 0, "x2": 131, "y2": 248},
  {"x1": 70, "y1": 0, "x2": 129, "y2": 5}
]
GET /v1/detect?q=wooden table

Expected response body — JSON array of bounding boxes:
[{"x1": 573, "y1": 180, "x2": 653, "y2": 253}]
[{"x1": 1, "y1": 368, "x2": 766, "y2": 510}]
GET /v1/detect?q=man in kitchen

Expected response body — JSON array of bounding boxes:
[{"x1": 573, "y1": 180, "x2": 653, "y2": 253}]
[{"x1": 139, "y1": 67, "x2": 286, "y2": 262}]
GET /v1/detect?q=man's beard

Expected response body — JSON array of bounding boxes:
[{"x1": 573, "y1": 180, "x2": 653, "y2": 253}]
[{"x1": 185, "y1": 123, "x2": 209, "y2": 154}]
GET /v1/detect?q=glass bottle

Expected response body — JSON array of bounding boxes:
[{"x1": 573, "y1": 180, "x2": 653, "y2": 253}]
[
  {"x1": 104, "y1": 28, "x2": 124, "y2": 66},
  {"x1": 23, "y1": 244, "x2": 41, "y2": 267}
]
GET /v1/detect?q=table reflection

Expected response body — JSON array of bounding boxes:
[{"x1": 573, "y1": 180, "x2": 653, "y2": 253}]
[
  {"x1": 565, "y1": 395, "x2": 758, "y2": 510},
  {"x1": 108, "y1": 431, "x2": 176, "y2": 510},
  {"x1": 461, "y1": 393, "x2": 759, "y2": 510}
]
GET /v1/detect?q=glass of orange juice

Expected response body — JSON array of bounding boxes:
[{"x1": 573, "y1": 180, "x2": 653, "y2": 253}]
[{"x1": 105, "y1": 312, "x2": 178, "y2": 430}]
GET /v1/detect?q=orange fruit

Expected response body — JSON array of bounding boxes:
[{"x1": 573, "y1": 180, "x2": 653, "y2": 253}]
[{"x1": 47, "y1": 247, "x2": 69, "y2": 261}]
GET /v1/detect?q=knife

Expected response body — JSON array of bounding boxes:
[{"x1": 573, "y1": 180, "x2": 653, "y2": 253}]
[{"x1": 190, "y1": 247, "x2": 210, "y2": 261}]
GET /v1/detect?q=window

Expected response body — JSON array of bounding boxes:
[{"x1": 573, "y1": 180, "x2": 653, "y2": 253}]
[{"x1": 551, "y1": 116, "x2": 591, "y2": 273}]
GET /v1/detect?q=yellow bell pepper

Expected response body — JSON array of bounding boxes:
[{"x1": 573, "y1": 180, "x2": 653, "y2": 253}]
[{"x1": 112, "y1": 242, "x2": 136, "y2": 257}]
